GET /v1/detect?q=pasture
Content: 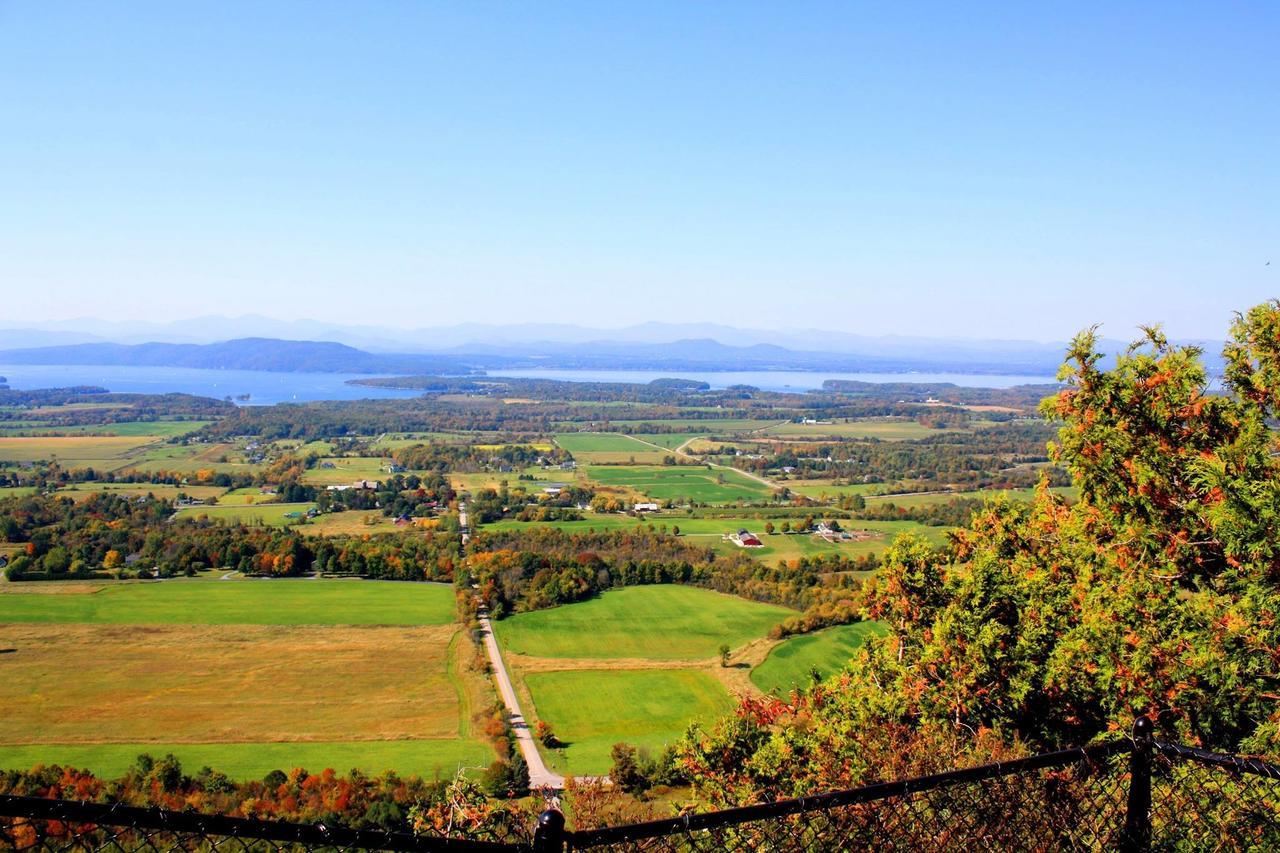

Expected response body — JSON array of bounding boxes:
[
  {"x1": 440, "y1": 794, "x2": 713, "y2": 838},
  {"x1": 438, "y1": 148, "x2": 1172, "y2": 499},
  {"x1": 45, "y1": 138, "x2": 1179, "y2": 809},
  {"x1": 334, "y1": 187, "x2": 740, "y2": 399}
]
[
  {"x1": 604, "y1": 418, "x2": 774, "y2": 433},
  {"x1": 55, "y1": 483, "x2": 226, "y2": 503},
  {"x1": 628, "y1": 433, "x2": 705, "y2": 451},
  {"x1": 125, "y1": 442, "x2": 259, "y2": 476},
  {"x1": 524, "y1": 669, "x2": 734, "y2": 774},
  {"x1": 494, "y1": 585, "x2": 792, "y2": 660},
  {"x1": 762, "y1": 418, "x2": 962, "y2": 441},
  {"x1": 480, "y1": 512, "x2": 942, "y2": 564},
  {"x1": 0, "y1": 578, "x2": 456, "y2": 625},
  {"x1": 0, "y1": 623, "x2": 462, "y2": 744},
  {"x1": 45, "y1": 420, "x2": 210, "y2": 437},
  {"x1": 0, "y1": 739, "x2": 494, "y2": 781},
  {"x1": 553, "y1": 433, "x2": 668, "y2": 464},
  {"x1": 301, "y1": 457, "x2": 391, "y2": 486},
  {"x1": 302, "y1": 509, "x2": 402, "y2": 536},
  {"x1": 451, "y1": 467, "x2": 565, "y2": 493},
  {"x1": 0, "y1": 435, "x2": 158, "y2": 468},
  {"x1": 216, "y1": 486, "x2": 281, "y2": 505},
  {"x1": 174, "y1": 501, "x2": 315, "y2": 527},
  {"x1": 0, "y1": 580, "x2": 491, "y2": 779},
  {"x1": 750, "y1": 622, "x2": 886, "y2": 694},
  {"x1": 585, "y1": 464, "x2": 773, "y2": 503}
]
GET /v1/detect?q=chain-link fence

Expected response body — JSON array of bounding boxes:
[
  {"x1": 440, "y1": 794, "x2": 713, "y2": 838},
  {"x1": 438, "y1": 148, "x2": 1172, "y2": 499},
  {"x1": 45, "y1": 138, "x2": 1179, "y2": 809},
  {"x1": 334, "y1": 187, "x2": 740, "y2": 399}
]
[{"x1": 3, "y1": 719, "x2": 1277, "y2": 852}]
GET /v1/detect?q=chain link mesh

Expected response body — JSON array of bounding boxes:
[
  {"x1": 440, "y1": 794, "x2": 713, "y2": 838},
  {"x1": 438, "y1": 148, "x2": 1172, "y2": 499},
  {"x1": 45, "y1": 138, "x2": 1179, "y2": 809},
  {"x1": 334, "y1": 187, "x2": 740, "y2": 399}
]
[
  {"x1": 3, "y1": 735, "x2": 1278, "y2": 852},
  {"x1": 567, "y1": 751, "x2": 1131, "y2": 852},
  {"x1": 1148, "y1": 743, "x2": 1280, "y2": 851}
]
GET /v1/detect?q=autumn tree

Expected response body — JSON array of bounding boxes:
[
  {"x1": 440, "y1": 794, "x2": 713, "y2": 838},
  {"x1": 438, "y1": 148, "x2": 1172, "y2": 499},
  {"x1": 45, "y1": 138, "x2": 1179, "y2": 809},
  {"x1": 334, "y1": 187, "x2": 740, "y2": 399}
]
[{"x1": 677, "y1": 303, "x2": 1280, "y2": 803}]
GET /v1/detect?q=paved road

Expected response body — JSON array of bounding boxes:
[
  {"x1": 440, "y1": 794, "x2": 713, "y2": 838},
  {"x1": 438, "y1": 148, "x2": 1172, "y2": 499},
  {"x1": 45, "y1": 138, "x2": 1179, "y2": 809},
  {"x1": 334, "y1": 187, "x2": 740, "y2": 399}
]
[{"x1": 476, "y1": 606, "x2": 565, "y2": 789}]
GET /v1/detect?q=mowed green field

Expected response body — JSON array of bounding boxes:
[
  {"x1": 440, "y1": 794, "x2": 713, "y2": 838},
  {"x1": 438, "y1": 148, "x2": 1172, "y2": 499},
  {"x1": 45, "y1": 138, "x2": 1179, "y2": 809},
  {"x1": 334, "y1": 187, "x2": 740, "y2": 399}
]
[
  {"x1": 762, "y1": 418, "x2": 969, "y2": 441},
  {"x1": 495, "y1": 585, "x2": 793, "y2": 660},
  {"x1": 586, "y1": 464, "x2": 773, "y2": 503},
  {"x1": 0, "y1": 739, "x2": 493, "y2": 781},
  {"x1": 604, "y1": 418, "x2": 775, "y2": 432},
  {"x1": 628, "y1": 433, "x2": 705, "y2": 450},
  {"x1": 53, "y1": 482, "x2": 227, "y2": 503},
  {"x1": 174, "y1": 502, "x2": 315, "y2": 526},
  {"x1": 751, "y1": 622, "x2": 887, "y2": 695},
  {"x1": 0, "y1": 486, "x2": 37, "y2": 498},
  {"x1": 0, "y1": 579, "x2": 456, "y2": 625},
  {"x1": 21, "y1": 420, "x2": 212, "y2": 437},
  {"x1": 301, "y1": 457, "x2": 391, "y2": 486},
  {"x1": 216, "y1": 487, "x2": 281, "y2": 505},
  {"x1": 554, "y1": 433, "x2": 668, "y2": 463},
  {"x1": 525, "y1": 669, "x2": 734, "y2": 774}
]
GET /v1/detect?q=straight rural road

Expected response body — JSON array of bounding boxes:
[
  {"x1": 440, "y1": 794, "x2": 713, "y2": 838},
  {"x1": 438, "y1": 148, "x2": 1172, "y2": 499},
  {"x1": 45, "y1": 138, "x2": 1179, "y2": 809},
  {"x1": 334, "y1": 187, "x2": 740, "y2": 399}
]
[{"x1": 475, "y1": 605, "x2": 565, "y2": 789}]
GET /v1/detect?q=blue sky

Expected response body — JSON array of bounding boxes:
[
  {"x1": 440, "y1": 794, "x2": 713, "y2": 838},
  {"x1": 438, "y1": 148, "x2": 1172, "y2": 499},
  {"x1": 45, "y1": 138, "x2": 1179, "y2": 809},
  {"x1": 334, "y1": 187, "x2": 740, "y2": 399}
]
[{"x1": 1, "y1": 2, "x2": 1276, "y2": 341}]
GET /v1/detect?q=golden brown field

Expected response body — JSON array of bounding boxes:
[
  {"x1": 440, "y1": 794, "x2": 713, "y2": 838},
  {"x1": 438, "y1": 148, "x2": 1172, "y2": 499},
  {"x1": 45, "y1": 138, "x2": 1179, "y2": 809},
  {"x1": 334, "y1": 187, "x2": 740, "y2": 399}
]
[{"x1": 0, "y1": 623, "x2": 462, "y2": 744}]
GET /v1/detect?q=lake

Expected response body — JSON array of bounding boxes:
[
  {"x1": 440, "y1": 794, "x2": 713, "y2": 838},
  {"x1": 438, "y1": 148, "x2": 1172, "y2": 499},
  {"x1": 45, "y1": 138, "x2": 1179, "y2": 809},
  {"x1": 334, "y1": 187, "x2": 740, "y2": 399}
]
[
  {"x1": 0, "y1": 364, "x2": 424, "y2": 405},
  {"x1": 0, "y1": 363, "x2": 1058, "y2": 404}
]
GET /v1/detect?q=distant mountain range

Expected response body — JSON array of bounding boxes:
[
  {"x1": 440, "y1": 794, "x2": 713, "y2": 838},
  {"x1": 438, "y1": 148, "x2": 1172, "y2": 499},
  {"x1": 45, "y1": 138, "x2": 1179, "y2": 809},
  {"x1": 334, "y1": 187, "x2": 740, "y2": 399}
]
[
  {"x1": 0, "y1": 339, "x2": 479, "y2": 375},
  {"x1": 0, "y1": 317, "x2": 1227, "y2": 377}
]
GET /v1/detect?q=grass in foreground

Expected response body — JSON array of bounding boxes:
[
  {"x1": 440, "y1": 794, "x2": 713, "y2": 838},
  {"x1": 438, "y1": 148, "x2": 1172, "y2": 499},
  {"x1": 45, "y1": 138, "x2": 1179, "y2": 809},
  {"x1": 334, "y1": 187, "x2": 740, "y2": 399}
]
[
  {"x1": 0, "y1": 578, "x2": 456, "y2": 625},
  {"x1": 494, "y1": 585, "x2": 792, "y2": 660},
  {"x1": 525, "y1": 669, "x2": 734, "y2": 775},
  {"x1": 750, "y1": 622, "x2": 887, "y2": 695},
  {"x1": 0, "y1": 739, "x2": 493, "y2": 781}
]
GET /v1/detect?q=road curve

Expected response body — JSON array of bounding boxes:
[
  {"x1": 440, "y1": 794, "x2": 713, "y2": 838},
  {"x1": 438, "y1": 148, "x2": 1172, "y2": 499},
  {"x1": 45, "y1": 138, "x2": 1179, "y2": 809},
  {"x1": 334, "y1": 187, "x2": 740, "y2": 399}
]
[{"x1": 476, "y1": 606, "x2": 565, "y2": 789}]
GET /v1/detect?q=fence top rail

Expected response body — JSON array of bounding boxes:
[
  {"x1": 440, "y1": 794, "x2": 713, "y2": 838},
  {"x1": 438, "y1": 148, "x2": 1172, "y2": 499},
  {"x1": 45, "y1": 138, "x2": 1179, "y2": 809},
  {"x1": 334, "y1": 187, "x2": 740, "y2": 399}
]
[
  {"x1": 568, "y1": 738, "x2": 1129, "y2": 848},
  {"x1": 0, "y1": 793, "x2": 513, "y2": 853},
  {"x1": 1152, "y1": 739, "x2": 1280, "y2": 780}
]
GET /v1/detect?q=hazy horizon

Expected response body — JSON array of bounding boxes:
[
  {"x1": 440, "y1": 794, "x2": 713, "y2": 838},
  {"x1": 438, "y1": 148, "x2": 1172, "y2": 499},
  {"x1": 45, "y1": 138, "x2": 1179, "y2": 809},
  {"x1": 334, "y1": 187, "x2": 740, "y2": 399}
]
[{"x1": 2, "y1": 3, "x2": 1277, "y2": 339}]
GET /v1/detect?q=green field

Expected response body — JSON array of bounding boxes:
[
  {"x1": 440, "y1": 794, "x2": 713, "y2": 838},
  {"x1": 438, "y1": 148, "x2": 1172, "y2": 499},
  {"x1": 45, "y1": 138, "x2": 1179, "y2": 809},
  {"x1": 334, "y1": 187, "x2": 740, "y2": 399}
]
[
  {"x1": 34, "y1": 420, "x2": 211, "y2": 437},
  {"x1": 495, "y1": 585, "x2": 792, "y2": 660},
  {"x1": 525, "y1": 669, "x2": 734, "y2": 774},
  {"x1": 763, "y1": 418, "x2": 966, "y2": 440},
  {"x1": 586, "y1": 464, "x2": 773, "y2": 503},
  {"x1": 554, "y1": 433, "x2": 669, "y2": 463},
  {"x1": 0, "y1": 579, "x2": 456, "y2": 625},
  {"x1": 605, "y1": 418, "x2": 776, "y2": 432},
  {"x1": 0, "y1": 486, "x2": 37, "y2": 499},
  {"x1": 301, "y1": 457, "x2": 391, "y2": 486},
  {"x1": 751, "y1": 622, "x2": 887, "y2": 694},
  {"x1": 216, "y1": 486, "x2": 281, "y2": 505},
  {"x1": 481, "y1": 512, "x2": 943, "y2": 564},
  {"x1": 629, "y1": 433, "x2": 706, "y2": 450},
  {"x1": 174, "y1": 501, "x2": 315, "y2": 526},
  {"x1": 55, "y1": 483, "x2": 227, "y2": 503},
  {"x1": 0, "y1": 739, "x2": 493, "y2": 780},
  {"x1": 0, "y1": 580, "x2": 490, "y2": 779}
]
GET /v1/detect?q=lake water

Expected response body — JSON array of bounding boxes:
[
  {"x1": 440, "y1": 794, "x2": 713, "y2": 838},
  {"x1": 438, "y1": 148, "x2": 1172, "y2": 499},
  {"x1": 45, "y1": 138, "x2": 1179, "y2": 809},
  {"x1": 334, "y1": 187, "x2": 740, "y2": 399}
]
[
  {"x1": 0, "y1": 364, "x2": 424, "y2": 406},
  {"x1": 0, "y1": 363, "x2": 1058, "y2": 404}
]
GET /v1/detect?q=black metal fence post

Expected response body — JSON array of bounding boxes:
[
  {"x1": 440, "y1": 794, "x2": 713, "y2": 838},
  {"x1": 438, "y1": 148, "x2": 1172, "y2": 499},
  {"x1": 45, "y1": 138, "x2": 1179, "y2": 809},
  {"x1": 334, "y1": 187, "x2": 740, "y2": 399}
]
[
  {"x1": 533, "y1": 808, "x2": 566, "y2": 853},
  {"x1": 1122, "y1": 715, "x2": 1154, "y2": 852}
]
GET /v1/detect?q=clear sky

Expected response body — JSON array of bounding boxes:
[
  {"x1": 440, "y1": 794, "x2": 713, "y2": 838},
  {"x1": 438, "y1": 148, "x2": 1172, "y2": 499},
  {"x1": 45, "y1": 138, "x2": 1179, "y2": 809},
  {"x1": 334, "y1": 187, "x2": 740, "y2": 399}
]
[{"x1": 1, "y1": 2, "x2": 1276, "y2": 341}]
